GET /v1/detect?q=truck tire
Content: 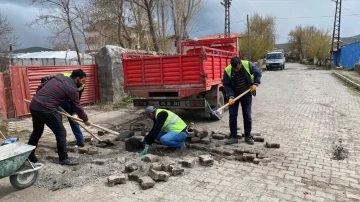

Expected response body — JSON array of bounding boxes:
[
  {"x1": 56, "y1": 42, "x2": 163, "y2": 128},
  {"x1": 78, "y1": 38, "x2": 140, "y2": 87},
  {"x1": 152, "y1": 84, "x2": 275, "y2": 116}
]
[{"x1": 210, "y1": 91, "x2": 225, "y2": 120}]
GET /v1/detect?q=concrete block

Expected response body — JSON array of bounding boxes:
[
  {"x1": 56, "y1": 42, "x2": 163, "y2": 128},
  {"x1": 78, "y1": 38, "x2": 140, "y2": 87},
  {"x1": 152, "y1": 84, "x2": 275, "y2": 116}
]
[
  {"x1": 128, "y1": 171, "x2": 142, "y2": 182},
  {"x1": 243, "y1": 153, "x2": 256, "y2": 161},
  {"x1": 108, "y1": 175, "x2": 126, "y2": 187},
  {"x1": 78, "y1": 146, "x2": 89, "y2": 154},
  {"x1": 257, "y1": 153, "x2": 267, "y2": 159},
  {"x1": 142, "y1": 154, "x2": 161, "y2": 163},
  {"x1": 253, "y1": 158, "x2": 260, "y2": 164},
  {"x1": 84, "y1": 137, "x2": 92, "y2": 143},
  {"x1": 181, "y1": 158, "x2": 196, "y2": 168},
  {"x1": 253, "y1": 136, "x2": 265, "y2": 142},
  {"x1": 191, "y1": 137, "x2": 201, "y2": 143},
  {"x1": 161, "y1": 160, "x2": 176, "y2": 171},
  {"x1": 212, "y1": 134, "x2": 225, "y2": 140},
  {"x1": 125, "y1": 162, "x2": 138, "y2": 172},
  {"x1": 187, "y1": 131, "x2": 195, "y2": 138},
  {"x1": 199, "y1": 155, "x2": 214, "y2": 166},
  {"x1": 235, "y1": 155, "x2": 245, "y2": 161},
  {"x1": 169, "y1": 165, "x2": 184, "y2": 176},
  {"x1": 87, "y1": 147, "x2": 99, "y2": 155},
  {"x1": 266, "y1": 142, "x2": 280, "y2": 148},
  {"x1": 149, "y1": 169, "x2": 169, "y2": 181},
  {"x1": 200, "y1": 136, "x2": 212, "y2": 145},
  {"x1": 139, "y1": 176, "x2": 156, "y2": 190},
  {"x1": 92, "y1": 159, "x2": 106, "y2": 165},
  {"x1": 222, "y1": 149, "x2": 235, "y2": 156},
  {"x1": 151, "y1": 162, "x2": 163, "y2": 171}
]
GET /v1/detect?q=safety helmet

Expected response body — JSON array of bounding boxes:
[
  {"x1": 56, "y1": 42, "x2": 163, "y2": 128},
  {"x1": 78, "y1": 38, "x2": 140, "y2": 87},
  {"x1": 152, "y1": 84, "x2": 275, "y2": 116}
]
[{"x1": 144, "y1": 106, "x2": 156, "y2": 115}]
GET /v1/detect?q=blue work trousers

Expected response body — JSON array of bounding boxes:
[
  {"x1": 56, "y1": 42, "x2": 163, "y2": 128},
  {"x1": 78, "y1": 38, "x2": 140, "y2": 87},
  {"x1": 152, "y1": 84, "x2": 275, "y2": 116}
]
[
  {"x1": 156, "y1": 131, "x2": 187, "y2": 148},
  {"x1": 229, "y1": 92, "x2": 252, "y2": 139},
  {"x1": 61, "y1": 102, "x2": 84, "y2": 144}
]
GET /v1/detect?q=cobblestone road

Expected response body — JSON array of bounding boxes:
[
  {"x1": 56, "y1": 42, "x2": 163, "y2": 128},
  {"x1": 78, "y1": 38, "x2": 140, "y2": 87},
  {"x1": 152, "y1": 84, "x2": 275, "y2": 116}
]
[{"x1": 2, "y1": 63, "x2": 360, "y2": 202}]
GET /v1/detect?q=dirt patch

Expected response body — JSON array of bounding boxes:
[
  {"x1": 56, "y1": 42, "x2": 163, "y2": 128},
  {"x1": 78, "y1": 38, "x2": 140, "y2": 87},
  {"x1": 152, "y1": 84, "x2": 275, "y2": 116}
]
[{"x1": 331, "y1": 139, "x2": 349, "y2": 160}]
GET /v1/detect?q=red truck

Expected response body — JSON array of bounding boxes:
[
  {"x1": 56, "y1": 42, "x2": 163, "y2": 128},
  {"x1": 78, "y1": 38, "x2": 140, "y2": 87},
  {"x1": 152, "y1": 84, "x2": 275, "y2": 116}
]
[{"x1": 122, "y1": 37, "x2": 240, "y2": 120}]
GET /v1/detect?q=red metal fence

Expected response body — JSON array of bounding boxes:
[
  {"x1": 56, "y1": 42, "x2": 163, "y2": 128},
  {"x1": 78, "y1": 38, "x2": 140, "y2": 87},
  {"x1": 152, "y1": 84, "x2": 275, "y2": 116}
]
[
  {"x1": 0, "y1": 73, "x2": 7, "y2": 118},
  {"x1": 3, "y1": 65, "x2": 99, "y2": 118}
]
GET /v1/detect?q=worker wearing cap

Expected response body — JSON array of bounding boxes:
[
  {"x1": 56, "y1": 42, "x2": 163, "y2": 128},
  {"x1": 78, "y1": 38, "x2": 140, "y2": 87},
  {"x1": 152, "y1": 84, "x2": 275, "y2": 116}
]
[
  {"x1": 222, "y1": 56, "x2": 262, "y2": 145},
  {"x1": 140, "y1": 106, "x2": 188, "y2": 155},
  {"x1": 40, "y1": 70, "x2": 86, "y2": 147}
]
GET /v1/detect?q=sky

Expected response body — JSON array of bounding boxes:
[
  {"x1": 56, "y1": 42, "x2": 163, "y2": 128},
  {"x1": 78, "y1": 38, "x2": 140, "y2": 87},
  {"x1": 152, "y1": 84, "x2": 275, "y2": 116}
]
[{"x1": 1, "y1": 0, "x2": 360, "y2": 49}]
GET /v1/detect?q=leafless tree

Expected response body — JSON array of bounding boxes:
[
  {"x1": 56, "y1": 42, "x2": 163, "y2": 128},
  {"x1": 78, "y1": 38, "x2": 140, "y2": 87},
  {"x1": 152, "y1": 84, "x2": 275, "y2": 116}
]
[
  {"x1": 29, "y1": 0, "x2": 82, "y2": 64},
  {"x1": 170, "y1": 0, "x2": 202, "y2": 53},
  {"x1": 0, "y1": 14, "x2": 18, "y2": 52}
]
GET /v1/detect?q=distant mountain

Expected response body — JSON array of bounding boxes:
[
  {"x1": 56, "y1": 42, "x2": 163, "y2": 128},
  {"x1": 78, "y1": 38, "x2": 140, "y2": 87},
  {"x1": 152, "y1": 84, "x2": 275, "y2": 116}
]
[{"x1": 12, "y1": 47, "x2": 53, "y2": 54}]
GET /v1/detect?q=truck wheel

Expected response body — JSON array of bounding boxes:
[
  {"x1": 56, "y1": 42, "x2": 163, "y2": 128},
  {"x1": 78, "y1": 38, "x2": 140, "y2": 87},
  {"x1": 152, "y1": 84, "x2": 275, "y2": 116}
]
[
  {"x1": 210, "y1": 91, "x2": 225, "y2": 120},
  {"x1": 10, "y1": 161, "x2": 39, "y2": 190}
]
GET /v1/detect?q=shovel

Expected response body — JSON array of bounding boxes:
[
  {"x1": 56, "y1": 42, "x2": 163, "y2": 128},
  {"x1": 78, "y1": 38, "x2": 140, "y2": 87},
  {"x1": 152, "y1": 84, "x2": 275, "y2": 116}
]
[
  {"x1": 207, "y1": 89, "x2": 250, "y2": 120},
  {"x1": 24, "y1": 99, "x2": 120, "y2": 136}
]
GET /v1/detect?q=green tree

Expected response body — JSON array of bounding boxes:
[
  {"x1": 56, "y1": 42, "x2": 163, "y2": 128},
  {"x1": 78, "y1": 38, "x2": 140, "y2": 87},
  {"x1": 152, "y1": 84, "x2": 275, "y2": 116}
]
[{"x1": 239, "y1": 13, "x2": 276, "y2": 61}]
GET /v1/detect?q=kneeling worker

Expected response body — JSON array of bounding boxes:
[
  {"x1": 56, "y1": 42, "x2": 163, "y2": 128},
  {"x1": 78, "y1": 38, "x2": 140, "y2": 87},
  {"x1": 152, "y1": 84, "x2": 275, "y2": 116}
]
[{"x1": 140, "y1": 106, "x2": 187, "y2": 155}]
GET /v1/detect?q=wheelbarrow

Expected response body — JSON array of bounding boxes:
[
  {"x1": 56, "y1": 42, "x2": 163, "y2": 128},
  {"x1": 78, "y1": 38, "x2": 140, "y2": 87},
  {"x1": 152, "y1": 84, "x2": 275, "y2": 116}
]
[{"x1": 0, "y1": 142, "x2": 44, "y2": 189}]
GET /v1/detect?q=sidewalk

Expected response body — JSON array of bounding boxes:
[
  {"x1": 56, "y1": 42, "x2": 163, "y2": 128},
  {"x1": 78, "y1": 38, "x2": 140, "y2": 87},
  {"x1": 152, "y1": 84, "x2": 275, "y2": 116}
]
[{"x1": 333, "y1": 69, "x2": 360, "y2": 90}]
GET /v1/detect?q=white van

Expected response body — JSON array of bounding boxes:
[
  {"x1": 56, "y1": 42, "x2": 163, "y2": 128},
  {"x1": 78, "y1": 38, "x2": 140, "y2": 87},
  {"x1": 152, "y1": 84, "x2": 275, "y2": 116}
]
[{"x1": 266, "y1": 50, "x2": 285, "y2": 70}]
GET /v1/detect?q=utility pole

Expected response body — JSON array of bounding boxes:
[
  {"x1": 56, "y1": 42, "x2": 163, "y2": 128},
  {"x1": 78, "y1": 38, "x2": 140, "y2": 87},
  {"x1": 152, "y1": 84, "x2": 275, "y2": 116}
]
[
  {"x1": 220, "y1": 0, "x2": 232, "y2": 37},
  {"x1": 330, "y1": 0, "x2": 342, "y2": 67},
  {"x1": 247, "y1": 14, "x2": 251, "y2": 61}
]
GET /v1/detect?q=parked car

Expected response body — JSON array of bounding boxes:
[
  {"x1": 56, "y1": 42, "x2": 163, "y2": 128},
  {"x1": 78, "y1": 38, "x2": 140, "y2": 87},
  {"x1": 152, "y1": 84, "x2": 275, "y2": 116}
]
[{"x1": 266, "y1": 50, "x2": 285, "y2": 70}]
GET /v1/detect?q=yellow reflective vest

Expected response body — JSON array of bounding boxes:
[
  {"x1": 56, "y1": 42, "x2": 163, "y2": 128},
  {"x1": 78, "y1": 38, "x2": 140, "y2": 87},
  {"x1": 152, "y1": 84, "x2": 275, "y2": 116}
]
[
  {"x1": 62, "y1": 72, "x2": 85, "y2": 92},
  {"x1": 155, "y1": 109, "x2": 187, "y2": 133},
  {"x1": 225, "y1": 60, "x2": 254, "y2": 82}
]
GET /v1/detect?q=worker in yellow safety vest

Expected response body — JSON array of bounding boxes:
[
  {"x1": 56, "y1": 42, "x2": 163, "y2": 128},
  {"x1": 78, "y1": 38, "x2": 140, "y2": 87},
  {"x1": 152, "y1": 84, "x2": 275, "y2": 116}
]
[
  {"x1": 40, "y1": 69, "x2": 87, "y2": 147},
  {"x1": 140, "y1": 106, "x2": 188, "y2": 155},
  {"x1": 222, "y1": 57, "x2": 262, "y2": 145}
]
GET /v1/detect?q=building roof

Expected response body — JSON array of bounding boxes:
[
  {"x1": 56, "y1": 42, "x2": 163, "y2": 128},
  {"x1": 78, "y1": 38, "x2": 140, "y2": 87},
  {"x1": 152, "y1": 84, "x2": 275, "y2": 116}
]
[
  {"x1": 197, "y1": 33, "x2": 242, "y2": 40},
  {"x1": 14, "y1": 51, "x2": 92, "y2": 59},
  {"x1": 12, "y1": 47, "x2": 53, "y2": 54}
]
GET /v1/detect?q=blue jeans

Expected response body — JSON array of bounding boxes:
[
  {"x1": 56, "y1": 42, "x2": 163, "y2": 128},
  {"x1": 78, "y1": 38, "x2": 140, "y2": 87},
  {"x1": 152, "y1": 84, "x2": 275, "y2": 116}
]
[
  {"x1": 229, "y1": 92, "x2": 252, "y2": 139},
  {"x1": 61, "y1": 102, "x2": 84, "y2": 144},
  {"x1": 156, "y1": 131, "x2": 187, "y2": 148}
]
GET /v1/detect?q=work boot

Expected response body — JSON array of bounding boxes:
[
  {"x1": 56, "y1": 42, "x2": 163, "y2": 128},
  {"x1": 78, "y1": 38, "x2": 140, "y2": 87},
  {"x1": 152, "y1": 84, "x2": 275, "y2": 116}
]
[
  {"x1": 60, "y1": 158, "x2": 79, "y2": 166},
  {"x1": 245, "y1": 136, "x2": 254, "y2": 145},
  {"x1": 28, "y1": 154, "x2": 38, "y2": 163},
  {"x1": 225, "y1": 138, "x2": 238, "y2": 145},
  {"x1": 76, "y1": 142, "x2": 85, "y2": 147}
]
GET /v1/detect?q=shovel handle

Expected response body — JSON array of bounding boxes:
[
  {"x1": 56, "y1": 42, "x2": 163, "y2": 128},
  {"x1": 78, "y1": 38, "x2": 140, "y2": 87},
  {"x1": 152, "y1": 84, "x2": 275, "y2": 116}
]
[
  {"x1": 58, "y1": 107, "x2": 103, "y2": 142},
  {"x1": 216, "y1": 89, "x2": 250, "y2": 112},
  {"x1": 24, "y1": 99, "x2": 120, "y2": 135}
]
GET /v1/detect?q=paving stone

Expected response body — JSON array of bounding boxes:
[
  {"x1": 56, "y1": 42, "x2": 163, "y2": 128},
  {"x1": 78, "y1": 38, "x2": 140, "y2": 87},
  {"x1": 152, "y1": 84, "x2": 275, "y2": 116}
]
[
  {"x1": 169, "y1": 165, "x2": 185, "y2": 176},
  {"x1": 92, "y1": 159, "x2": 106, "y2": 165},
  {"x1": 235, "y1": 155, "x2": 245, "y2": 161},
  {"x1": 191, "y1": 137, "x2": 201, "y2": 143},
  {"x1": 161, "y1": 160, "x2": 176, "y2": 171},
  {"x1": 211, "y1": 134, "x2": 225, "y2": 140},
  {"x1": 221, "y1": 149, "x2": 234, "y2": 156},
  {"x1": 266, "y1": 142, "x2": 280, "y2": 148},
  {"x1": 67, "y1": 146, "x2": 78, "y2": 153},
  {"x1": 150, "y1": 162, "x2": 162, "y2": 171},
  {"x1": 78, "y1": 146, "x2": 89, "y2": 154},
  {"x1": 87, "y1": 147, "x2": 99, "y2": 155},
  {"x1": 243, "y1": 153, "x2": 256, "y2": 161},
  {"x1": 181, "y1": 158, "x2": 196, "y2": 168},
  {"x1": 187, "y1": 131, "x2": 195, "y2": 138},
  {"x1": 108, "y1": 175, "x2": 126, "y2": 187},
  {"x1": 148, "y1": 169, "x2": 169, "y2": 182},
  {"x1": 142, "y1": 154, "x2": 161, "y2": 163},
  {"x1": 253, "y1": 158, "x2": 260, "y2": 164},
  {"x1": 125, "y1": 162, "x2": 138, "y2": 172},
  {"x1": 257, "y1": 153, "x2": 267, "y2": 159},
  {"x1": 253, "y1": 136, "x2": 265, "y2": 142},
  {"x1": 200, "y1": 136, "x2": 212, "y2": 145},
  {"x1": 84, "y1": 137, "x2": 92, "y2": 143},
  {"x1": 199, "y1": 155, "x2": 214, "y2": 166},
  {"x1": 139, "y1": 176, "x2": 156, "y2": 190}
]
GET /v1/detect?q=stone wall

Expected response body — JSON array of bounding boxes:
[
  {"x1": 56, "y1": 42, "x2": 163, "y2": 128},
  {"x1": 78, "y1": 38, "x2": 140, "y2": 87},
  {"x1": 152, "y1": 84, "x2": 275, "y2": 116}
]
[{"x1": 96, "y1": 45, "x2": 163, "y2": 104}]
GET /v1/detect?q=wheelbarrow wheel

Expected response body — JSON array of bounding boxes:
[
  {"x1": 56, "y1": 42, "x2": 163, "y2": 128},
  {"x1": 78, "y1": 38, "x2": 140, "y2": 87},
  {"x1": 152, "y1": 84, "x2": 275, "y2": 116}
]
[{"x1": 9, "y1": 161, "x2": 39, "y2": 189}]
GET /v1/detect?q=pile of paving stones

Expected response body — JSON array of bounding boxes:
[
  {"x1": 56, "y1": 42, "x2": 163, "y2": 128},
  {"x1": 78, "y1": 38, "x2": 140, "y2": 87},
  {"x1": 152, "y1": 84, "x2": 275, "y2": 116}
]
[
  {"x1": 107, "y1": 154, "x2": 214, "y2": 190},
  {"x1": 185, "y1": 123, "x2": 281, "y2": 164}
]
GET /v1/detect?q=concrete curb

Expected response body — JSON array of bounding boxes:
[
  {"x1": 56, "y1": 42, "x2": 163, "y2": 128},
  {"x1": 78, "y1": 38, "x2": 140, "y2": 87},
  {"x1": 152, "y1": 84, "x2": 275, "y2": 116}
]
[{"x1": 332, "y1": 71, "x2": 360, "y2": 90}]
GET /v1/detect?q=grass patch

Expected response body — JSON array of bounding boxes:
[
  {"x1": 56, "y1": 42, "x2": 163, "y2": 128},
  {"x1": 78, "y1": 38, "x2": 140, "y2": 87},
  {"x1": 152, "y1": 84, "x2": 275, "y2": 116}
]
[{"x1": 114, "y1": 95, "x2": 139, "y2": 108}]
